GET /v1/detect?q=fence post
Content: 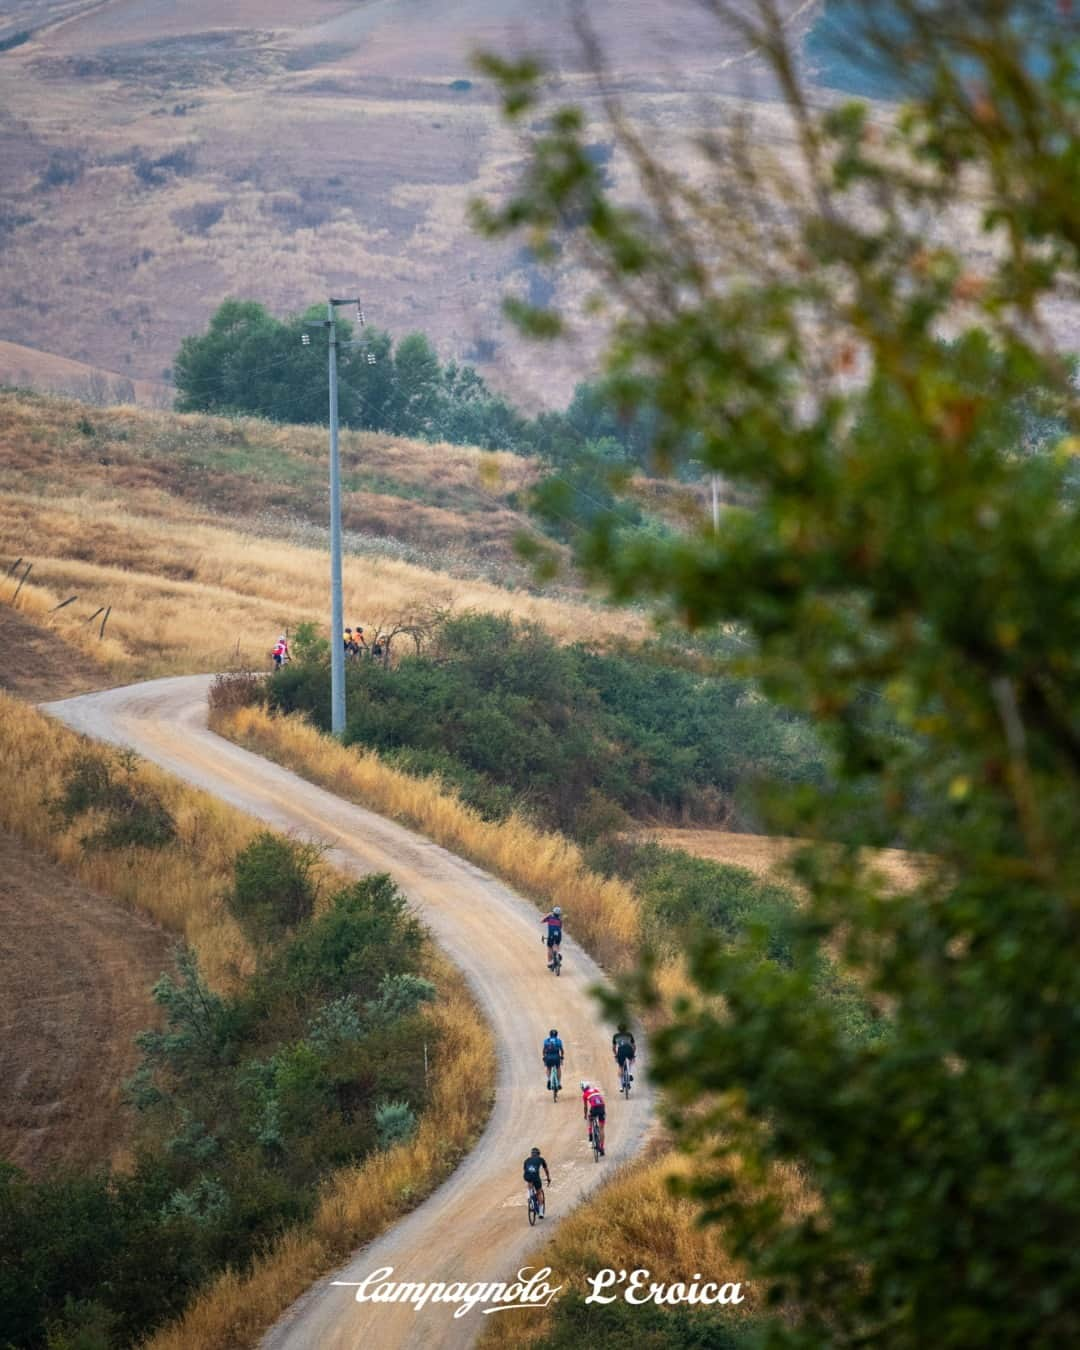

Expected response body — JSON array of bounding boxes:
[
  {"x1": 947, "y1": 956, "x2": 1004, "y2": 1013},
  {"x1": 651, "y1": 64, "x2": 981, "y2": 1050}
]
[{"x1": 12, "y1": 561, "x2": 32, "y2": 603}]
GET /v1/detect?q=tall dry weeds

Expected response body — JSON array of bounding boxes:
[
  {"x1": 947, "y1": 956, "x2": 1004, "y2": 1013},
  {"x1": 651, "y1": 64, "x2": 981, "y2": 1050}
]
[{"x1": 0, "y1": 690, "x2": 256, "y2": 989}]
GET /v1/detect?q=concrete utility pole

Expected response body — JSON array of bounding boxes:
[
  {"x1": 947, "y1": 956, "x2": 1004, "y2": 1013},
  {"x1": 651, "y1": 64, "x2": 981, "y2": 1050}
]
[
  {"x1": 304, "y1": 297, "x2": 371, "y2": 738},
  {"x1": 327, "y1": 300, "x2": 346, "y2": 737}
]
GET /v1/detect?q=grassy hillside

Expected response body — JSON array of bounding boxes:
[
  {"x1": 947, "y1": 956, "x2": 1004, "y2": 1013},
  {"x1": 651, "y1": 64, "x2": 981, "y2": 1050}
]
[{"x1": 0, "y1": 390, "x2": 651, "y2": 677}]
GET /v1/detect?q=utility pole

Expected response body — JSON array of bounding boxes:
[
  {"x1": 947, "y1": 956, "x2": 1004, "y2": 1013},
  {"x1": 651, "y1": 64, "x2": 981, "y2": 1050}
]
[
  {"x1": 303, "y1": 297, "x2": 373, "y2": 738},
  {"x1": 327, "y1": 300, "x2": 345, "y2": 737}
]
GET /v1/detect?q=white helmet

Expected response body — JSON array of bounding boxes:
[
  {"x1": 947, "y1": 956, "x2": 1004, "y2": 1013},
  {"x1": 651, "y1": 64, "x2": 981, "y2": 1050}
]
[
  {"x1": 580, "y1": 1080, "x2": 590, "y2": 1091},
  {"x1": 553, "y1": 906, "x2": 562, "y2": 917}
]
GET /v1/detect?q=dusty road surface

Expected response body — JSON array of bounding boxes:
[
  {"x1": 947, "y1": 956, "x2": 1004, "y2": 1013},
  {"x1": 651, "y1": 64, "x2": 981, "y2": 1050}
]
[{"x1": 46, "y1": 676, "x2": 654, "y2": 1349}]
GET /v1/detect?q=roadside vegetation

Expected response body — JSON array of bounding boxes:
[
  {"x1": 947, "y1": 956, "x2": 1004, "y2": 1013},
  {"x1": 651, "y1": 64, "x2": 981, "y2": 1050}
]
[
  {"x1": 267, "y1": 612, "x2": 825, "y2": 837},
  {"x1": 0, "y1": 693, "x2": 492, "y2": 1350}
]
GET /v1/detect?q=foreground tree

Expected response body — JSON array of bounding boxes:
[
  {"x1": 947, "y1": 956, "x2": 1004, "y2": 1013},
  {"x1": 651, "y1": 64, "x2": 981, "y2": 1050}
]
[{"x1": 482, "y1": 2, "x2": 1080, "y2": 1345}]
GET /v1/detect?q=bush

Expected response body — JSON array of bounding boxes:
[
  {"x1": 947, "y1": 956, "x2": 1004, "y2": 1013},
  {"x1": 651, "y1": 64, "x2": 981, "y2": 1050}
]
[
  {"x1": 208, "y1": 670, "x2": 265, "y2": 714},
  {"x1": 40, "y1": 149, "x2": 85, "y2": 189},
  {"x1": 374, "y1": 1100, "x2": 417, "y2": 1149},
  {"x1": 230, "y1": 832, "x2": 321, "y2": 941},
  {"x1": 50, "y1": 749, "x2": 176, "y2": 851},
  {"x1": 268, "y1": 611, "x2": 825, "y2": 837}
]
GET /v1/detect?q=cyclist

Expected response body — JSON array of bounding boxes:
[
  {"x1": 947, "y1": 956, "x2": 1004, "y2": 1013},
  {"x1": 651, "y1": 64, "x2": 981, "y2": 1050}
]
[
  {"x1": 541, "y1": 906, "x2": 563, "y2": 970},
  {"x1": 542, "y1": 1028, "x2": 564, "y2": 1092},
  {"x1": 523, "y1": 1146, "x2": 551, "y2": 1218},
  {"x1": 353, "y1": 624, "x2": 367, "y2": 654},
  {"x1": 581, "y1": 1081, "x2": 606, "y2": 1155},
  {"x1": 272, "y1": 634, "x2": 289, "y2": 670},
  {"x1": 344, "y1": 627, "x2": 356, "y2": 657},
  {"x1": 612, "y1": 1025, "x2": 636, "y2": 1086}
]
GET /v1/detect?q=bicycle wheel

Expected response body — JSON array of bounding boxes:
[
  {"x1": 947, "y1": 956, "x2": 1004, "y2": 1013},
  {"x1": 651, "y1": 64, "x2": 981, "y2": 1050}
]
[
  {"x1": 554, "y1": 950, "x2": 562, "y2": 976},
  {"x1": 552, "y1": 1067, "x2": 560, "y2": 1102},
  {"x1": 622, "y1": 1062, "x2": 631, "y2": 1098},
  {"x1": 528, "y1": 1191, "x2": 537, "y2": 1226},
  {"x1": 591, "y1": 1122, "x2": 600, "y2": 1163}
]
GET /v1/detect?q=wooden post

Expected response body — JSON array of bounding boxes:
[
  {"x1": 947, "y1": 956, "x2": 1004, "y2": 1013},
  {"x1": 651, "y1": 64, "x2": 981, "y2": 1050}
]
[
  {"x1": 12, "y1": 561, "x2": 32, "y2": 603},
  {"x1": 50, "y1": 595, "x2": 79, "y2": 612},
  {"x1": 5, "y1": 556, "x2": 22, "y2": 577},
  {"x1": 85, "y1": 607, "x2": 104, "y2": 624},
  {"x1": 99, "y1": 605, "x2": 111, "y2": 639}
]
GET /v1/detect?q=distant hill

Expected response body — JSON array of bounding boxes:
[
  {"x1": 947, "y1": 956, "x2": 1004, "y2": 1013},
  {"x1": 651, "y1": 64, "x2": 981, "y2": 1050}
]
[
  {"x1": 0, "y1": 339, "x2": 169, "y2": 406},
  {"x1": 0, "y1": 0, "x2": 808, "y2": 409}
]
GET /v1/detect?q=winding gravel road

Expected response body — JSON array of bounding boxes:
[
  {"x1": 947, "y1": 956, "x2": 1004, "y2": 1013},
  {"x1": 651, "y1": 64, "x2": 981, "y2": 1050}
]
[{"x1": 45, "y1": 676, "x2": 653, "y2": 1349}]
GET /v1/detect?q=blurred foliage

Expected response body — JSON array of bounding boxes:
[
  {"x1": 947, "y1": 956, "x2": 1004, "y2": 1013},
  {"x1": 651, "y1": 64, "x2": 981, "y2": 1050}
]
[{"x1": 479, "y1": 1, "x2": 1080, "y2": 1345}]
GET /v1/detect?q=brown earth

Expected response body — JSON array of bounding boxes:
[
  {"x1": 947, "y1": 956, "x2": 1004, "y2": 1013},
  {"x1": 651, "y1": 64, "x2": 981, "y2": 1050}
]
[
  {"x1": 0, "y1": 829, "x2": 172, "y2": 1176},
  {"x1": 0, "y1": 601, "x2": 110, "y2": 701}
]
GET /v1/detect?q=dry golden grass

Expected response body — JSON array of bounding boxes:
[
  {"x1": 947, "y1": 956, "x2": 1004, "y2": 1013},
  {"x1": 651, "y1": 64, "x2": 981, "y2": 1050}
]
[
  {"x1": 145, "y1": 960, "x2": 493, "y2": 1350},
  {"x1": 217, "y1": 703, "x2": 641, "y2": 971},
  {"x1": 650, "y1": 827, "x2": 927, "y2": 895},
  {"x1": 0, "y1": 689, "x2": 257, "y2": 990},
  {"x1": 0, "y1": 492, "x2": 645, "y2": 677}
]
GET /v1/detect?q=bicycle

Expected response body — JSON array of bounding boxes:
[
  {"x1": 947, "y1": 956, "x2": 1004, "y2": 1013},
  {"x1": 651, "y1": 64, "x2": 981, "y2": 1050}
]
[
  {"x1": 547, "y1": 1061, "x2": 562, "y2": 1101},
  {"x1": 620, "y1": 1057, "x2": 632, "y2": 1099},
  {"x1": 527, "y1": 1182, "x2": 544, "y2": 1225},
  {"x1": 550, "y1": 946, "x2": 562, "y2": 977},
  {"x1": 588, "y1": 1117, "x2": 605, "y2": 1162}
]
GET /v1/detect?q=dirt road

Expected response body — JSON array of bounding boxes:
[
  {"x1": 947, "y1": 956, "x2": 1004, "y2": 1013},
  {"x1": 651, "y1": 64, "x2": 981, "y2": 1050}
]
[{"x1": 45, "y1": 677, "x2": 653, "y2": 1349}]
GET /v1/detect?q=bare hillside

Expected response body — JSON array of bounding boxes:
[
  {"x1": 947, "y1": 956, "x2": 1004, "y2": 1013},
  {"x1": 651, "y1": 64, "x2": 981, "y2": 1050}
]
[
  {"x1": 0, "y1": 0, "x2": 805, "y2": 407},
  {"x1": 0, "y1": 829, "x2": 171, "y2": 1176}
]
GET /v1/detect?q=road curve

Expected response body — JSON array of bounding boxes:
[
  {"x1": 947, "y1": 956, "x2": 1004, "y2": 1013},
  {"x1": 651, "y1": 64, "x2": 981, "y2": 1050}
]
[{"x1": 45, "y1": 676, "x2": 653, "y2": 1349}]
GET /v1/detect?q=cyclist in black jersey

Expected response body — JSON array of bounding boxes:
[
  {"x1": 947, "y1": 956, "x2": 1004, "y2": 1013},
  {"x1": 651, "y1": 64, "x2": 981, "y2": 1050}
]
[{"x1": 523, "y1": 1147, "x2": 551, "y2": 1217}]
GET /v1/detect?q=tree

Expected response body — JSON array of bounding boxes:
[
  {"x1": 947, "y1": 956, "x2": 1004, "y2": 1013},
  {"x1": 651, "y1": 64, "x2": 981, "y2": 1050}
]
[
  {"x1": 480, "y1": 3, "x2": 1080, "y2": 1345},
  {"x1": 387, "y1": 332, "x2": 443, "y2": 437}
]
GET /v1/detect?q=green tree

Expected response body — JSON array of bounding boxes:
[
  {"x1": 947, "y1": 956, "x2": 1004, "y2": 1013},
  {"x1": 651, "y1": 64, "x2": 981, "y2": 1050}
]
[
  {"x1": 480, "y1": 3, "x2": 1080, "y2": 1345},
  {"x1": 388, "y1": 331, "x2": 444, "y2": 436}
]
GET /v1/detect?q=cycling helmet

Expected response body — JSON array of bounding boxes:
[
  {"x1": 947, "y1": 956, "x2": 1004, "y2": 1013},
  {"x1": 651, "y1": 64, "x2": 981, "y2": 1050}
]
[
  {"x1": 580, "y1": 1080, "x2": 590, "y2": 1091},
  {"x1": 530, "y1": 1146, "x2": 541, "y2": 1155},
  {"x1": 553, "y1": 906, "x2": 562, "y2": 916},
  {"x1": 549, "y1": 1029, "x2": 558, "y2": 1038}
]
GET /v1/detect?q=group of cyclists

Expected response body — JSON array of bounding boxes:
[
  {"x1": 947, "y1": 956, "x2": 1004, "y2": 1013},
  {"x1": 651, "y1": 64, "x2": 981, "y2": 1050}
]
[
  {"x1": 344, "y1": 626, "x2": 387, "y2": 660},
  {"x1": 524, "y1": 906, "x2": 637, "y2": 1220},
  {"x1": 269, "y1": 626, "x2": 388, "y2": 672}
]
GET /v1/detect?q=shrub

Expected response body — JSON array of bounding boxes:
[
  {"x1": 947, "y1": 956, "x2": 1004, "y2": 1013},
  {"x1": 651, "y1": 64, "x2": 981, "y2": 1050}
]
[
  {"x1": 208, "y1": 671, "x2": 264, "y2": 714},
  {"x1": 40, "y1": 149, "x2": 85, "y2": 189},
  {"x1": 374, "y1": 1100, "x2": 416, "y2": 1149},
  {"x1": 49, "y1": 749, "x2": 177, "y2": 851},
  {"x1": 230, "y1": 832, "x2": 322, "y2": 941}
]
